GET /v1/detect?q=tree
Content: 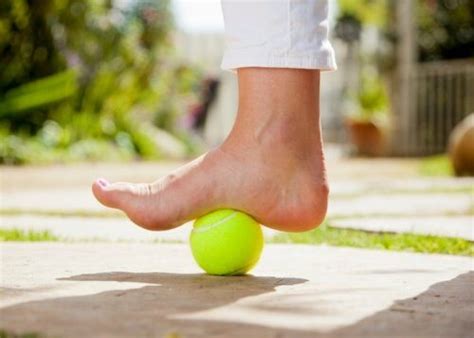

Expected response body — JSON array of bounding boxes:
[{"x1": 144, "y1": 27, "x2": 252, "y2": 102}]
[
  {"x1": 0, "y1": 0, "x2": 201, "y2": 163},
  {"x1": 417, "y1": 0, "x2": 474, "y2": 62}
]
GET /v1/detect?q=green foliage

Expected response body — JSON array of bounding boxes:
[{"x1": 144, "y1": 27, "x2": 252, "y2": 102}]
[
  {"x1": 358, "y1": 73, "x2": 387, "y2": 118},
  {"x1": 0, "y1": 0, "x2": 202, "y2": 164},
  {"x1": 0, "y1": 228, "x2": 59, "y2": 242},
  {"x1": 338, "y1": 0, "x2": 388, "y2": 27},
  {"x1": 417, "y1": 0, "x2": 474, "y2": 61},
  {"x1": 272, "y1": 222, "x2": 474, "y2": 256},
  {"x1": 0, "y1": 1, "x2": 65, "y2": 91},
  {"x1": 0, "y1": 70, "x2": 77, "y2": 117},
  {"x1": 346, "y1": 69, "x2": 389, "y2": 122},
  {"x1": 419, "y1": 154, "x2": 454, "y2": 177},
  {"x1": 0, "y1": 122, "x2": 136, "y2": 164},
  {"x1": 337, "y1": 0, "x2": 474, "y2": 62}
]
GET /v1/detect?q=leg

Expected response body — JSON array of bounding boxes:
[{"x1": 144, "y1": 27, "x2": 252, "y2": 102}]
[{"x1": 92, "y1": 0, "x2": 336, "y2": 232}]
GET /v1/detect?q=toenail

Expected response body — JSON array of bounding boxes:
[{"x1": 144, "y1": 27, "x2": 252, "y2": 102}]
[{"x1": 97, "y1": 178, "x2": 109, "y2": 187}]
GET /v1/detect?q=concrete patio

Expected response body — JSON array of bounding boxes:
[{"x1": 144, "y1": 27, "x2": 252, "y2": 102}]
[
  {"x1": 1, "y1": 159, "x2": 473, "y2": 241},
  {"x1": 1, "y1": 158, "x2": 473, "y2": 337},
  {"x1": 1, "y1": 243, "x2": 473, "y2": 338}
]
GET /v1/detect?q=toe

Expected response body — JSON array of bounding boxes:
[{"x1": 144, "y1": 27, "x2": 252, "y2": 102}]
[
  {"x1": 92, "y1": 179, "x2": 165, "y2": 229},
  {"x1": 91, "y1": 178, "x2": 133, "y2": 209},
  {"x1": 91, "y1": 178, "x2": 113, "y2": 208}
]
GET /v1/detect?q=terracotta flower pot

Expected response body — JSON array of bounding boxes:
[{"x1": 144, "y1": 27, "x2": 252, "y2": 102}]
[{"x1": 345, "y1": 118, "x2": 386, "y2": 156}]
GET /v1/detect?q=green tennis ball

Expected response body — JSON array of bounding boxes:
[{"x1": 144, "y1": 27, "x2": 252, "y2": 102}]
[{"x1": 190, "y1": 209, "x2": 264, "y2": 276}]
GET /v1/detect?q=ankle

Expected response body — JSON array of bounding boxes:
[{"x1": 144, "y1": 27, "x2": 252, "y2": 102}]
[
  {"x1": 228, "y1": 68, "x2": 323, "y2": 156},
  {"x1": 226, "y1": 109, "x2": 323, "y2": 159},
  {"x1": 254, "y1": 111, "x2": 321, "y2": 149}
]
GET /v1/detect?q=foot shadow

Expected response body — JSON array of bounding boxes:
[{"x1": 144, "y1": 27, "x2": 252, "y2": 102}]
[
  {"x1": 0, "y1": 272, "x2": 309, "y2": 337},
  {"x1": 1, "y1": 271, "x2": 472, "y2": 338}
]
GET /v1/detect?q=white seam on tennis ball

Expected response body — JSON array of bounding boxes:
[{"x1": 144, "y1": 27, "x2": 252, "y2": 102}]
[{"x1": 193, "y1": 211, "x2": 238, "y2": 233}]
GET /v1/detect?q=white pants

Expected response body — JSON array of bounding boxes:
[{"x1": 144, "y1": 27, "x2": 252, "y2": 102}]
[{"x1": 221, "y1": 0, "x2": 337, "y2": 71}]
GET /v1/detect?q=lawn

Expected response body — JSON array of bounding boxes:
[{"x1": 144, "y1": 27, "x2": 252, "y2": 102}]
[
  {"x1": 2, "y1": 224, "x2": 473, "y2": 257},
  {"x1": 418, "y1": 155, "x2": 454, "y2": 177},
  {"x1": 0, "y1": 228, "x2": 59, "y2": 242},
  {"x1": 271, "y1": 222, "x2": 474, "y2": 256},
  {"x1": 0, "y1": 330, "x2": 43, "y2": 338}
]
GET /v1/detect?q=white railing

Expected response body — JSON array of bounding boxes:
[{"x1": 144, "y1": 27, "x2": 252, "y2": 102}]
[{"x1": 393, "y1": 59, "x2": 474, "y2": 156}]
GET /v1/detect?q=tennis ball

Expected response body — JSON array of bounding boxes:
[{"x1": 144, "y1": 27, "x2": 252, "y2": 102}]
[{"x1": 190, "y1": 209, "x2": 264, "y2": 276}]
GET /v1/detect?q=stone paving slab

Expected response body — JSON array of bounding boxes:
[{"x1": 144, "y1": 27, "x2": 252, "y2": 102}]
[
  {"x1": 3, "y1": 169, "x2": 472, "y2": 196},
  {"x1": 328, "y1": 193, "x2": 472, "y2": 217},
  {"x1": 2, "y1": 211, "x2": 472, "y2": 243},
  {"x1": 0, "y1": 157, "x2": 421, "y2": 192},
  {"x1": 332, "y1": 216, "x2": 474, "y2": 241},
  {"x1": 0, "y1": 215, "x2": 191, "y2": 242},
  {"x1": 2, "y1": 161, "x2": 472, "y2": 222},
  {"x1": 3, "y1": 189, "x2": 472, "y2": 218},
  {"x1": 0, "y1": 215, "x2": 281, "y2": 242},
  {"x1": 1, "y1": 243, "x2": 472, "y2": 338},
  {"x1": 2, "y1": 188, "x2": 111, "y2": 213},
  {"x1": 330, "y1": 177, "x2": 474, "y2": 196},
  {"x1": 0, "y1": 209, "x2": 474, "y2": 242},
  {"x1": 2, "y1": 162, "x2": 472, "y2": 210},
  {"x1": 0, "y1": 162, "x2": 183, "y2": 192}
]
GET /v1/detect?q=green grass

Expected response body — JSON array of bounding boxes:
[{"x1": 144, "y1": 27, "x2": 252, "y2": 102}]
[
  {"x1": 0, "y1": 330, "x2": 44, "y2": 338},
  {"x1": 3, "y1": 223, "x2": 473, "y2": 257},
  {"x1": 0, "y1": 228, "x2": 60, "y2": 242},
  {"x1": 0, "y1": 208, "x2": 122, "y2": 218},
  {"x1": 0, "y1": 228, "x2": 183, "y2": 244},
  {"x1": 271, "y1": 222, "x2": 474, "y2": 256},
  {"x1": 419, "y1": 155, "x2": 454, "y2": 177}
]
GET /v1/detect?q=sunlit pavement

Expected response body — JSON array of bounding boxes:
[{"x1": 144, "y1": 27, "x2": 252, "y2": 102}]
[
  {"x1": 1, "y1": 157, "x2": 473, "y2": 240},
  {"x1": 1, "y1": 157, "x2": 473, "y2": 337},
  {"x1": 1, "y1": 243, "x2": 472, "y2": 338}
]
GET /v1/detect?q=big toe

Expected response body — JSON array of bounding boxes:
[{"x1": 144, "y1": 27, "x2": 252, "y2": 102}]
[{"x1": 92, "y1": 178, "x2": 138, "y2": 209}]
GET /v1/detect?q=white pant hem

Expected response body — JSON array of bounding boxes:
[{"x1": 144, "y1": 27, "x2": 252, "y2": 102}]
[{"x1": 221, "y1": 52, "x2": 337, "y2": 72}]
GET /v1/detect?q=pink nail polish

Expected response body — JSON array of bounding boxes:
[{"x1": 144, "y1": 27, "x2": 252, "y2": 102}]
[{"x1": 97, "y1": 178, "x2": 109, "y2": 187}]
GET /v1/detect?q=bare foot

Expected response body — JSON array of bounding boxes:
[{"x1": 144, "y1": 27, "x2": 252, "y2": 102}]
[{"x1": 92, "y1": 68, "x2": 329, "y2": 232}]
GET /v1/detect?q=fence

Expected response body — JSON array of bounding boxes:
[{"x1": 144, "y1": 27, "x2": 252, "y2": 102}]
[{"x1": 393, "y1": 59, "x2": 474, "y2": 156}]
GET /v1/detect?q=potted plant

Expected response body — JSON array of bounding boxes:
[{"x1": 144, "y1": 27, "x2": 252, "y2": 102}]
[{"x1": 345, "y1": 72, "x2": 389, "y2": 156}]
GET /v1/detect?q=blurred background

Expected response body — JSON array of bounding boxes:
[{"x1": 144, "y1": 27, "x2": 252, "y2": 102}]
[
  {"x1": 0, "y1": 0, "x2": 473, "y2": 175},
  {"x1": 0, "y1": 0, "x2": 473, "y2": 256}
]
